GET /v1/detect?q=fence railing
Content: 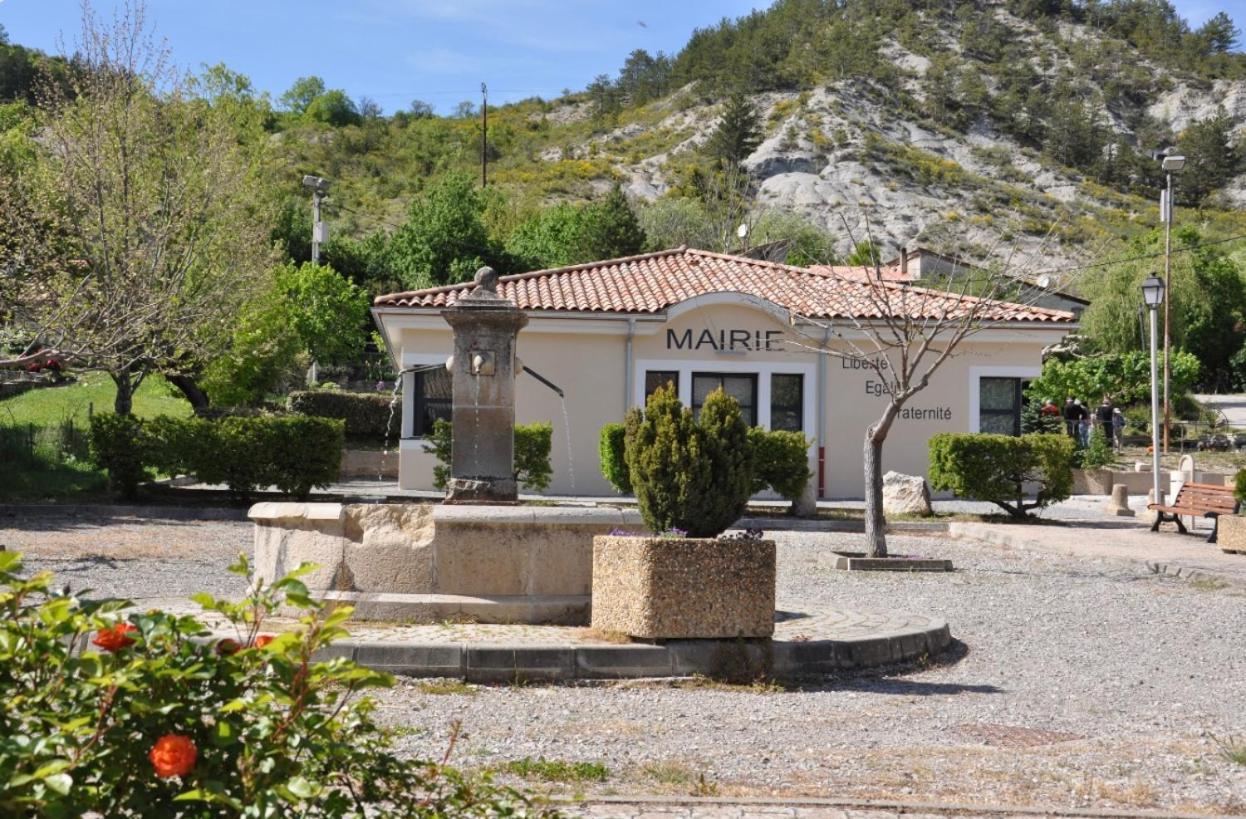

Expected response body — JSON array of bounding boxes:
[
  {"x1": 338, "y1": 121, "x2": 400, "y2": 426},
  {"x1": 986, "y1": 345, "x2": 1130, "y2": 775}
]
[{"x1": 0, "y1": 420, "x2": 90, "y2": 466}]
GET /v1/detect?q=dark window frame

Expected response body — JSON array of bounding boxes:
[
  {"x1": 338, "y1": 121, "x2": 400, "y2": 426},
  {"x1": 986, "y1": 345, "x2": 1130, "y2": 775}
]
[
  {"x1": 644, "y1": 370, "x2": 681, "y2": 402},
  {"x1": 978, "y1": 377, "x2": 1030, "y2": 437},
  {"x1": 770, "y1": 373, "x2": 804, "y2": 433},
  {"x1": 691, "y1": 372, "x2": 758, "y2": 427},
  {"x1": 407, "y1": 369, "x2": 452, "y2": 439}
]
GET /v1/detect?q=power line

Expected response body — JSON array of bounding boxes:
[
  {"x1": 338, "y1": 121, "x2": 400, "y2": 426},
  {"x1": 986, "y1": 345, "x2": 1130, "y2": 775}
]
[{"x1": 1029, "y1": 232, "x2": 1246, "y2": 277}]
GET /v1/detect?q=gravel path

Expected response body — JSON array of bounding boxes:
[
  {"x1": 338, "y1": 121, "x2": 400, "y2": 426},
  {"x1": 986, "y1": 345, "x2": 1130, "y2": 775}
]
[{"x1": 2, "y1": 510, "x2": 1245, "y2": 814}]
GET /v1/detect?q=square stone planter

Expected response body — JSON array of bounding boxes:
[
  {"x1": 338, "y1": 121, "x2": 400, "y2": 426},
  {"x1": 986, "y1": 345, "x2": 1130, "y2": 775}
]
[
  {"x1": 591, "y1": 535, "x2": 776, "y2": 639},
  {"x1": 1218, "y1": 514, "x2": 1246, "y2": 554}
]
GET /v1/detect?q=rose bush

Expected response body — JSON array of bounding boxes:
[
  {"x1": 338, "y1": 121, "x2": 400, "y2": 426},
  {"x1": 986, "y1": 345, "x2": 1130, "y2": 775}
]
[{"x1": 0, "y1": 551, "x2": 555, "y2": 817}]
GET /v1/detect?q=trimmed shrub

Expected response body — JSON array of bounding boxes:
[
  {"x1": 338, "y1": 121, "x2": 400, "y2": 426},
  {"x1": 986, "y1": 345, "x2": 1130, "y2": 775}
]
[
  {"x1": 425, "y1": 419, "x2": 554, "y2": 492},
  {"x1": 0, "y1": 551, "x2": 547, "y2": 817},
  {"x1": 598, "y1": 422, "x2": 631, "y2": 494},
  {"x1": 1234, "y1": 468, "x2": 1246, "y2": 505},
  {"x1": 288, "y1": 390, "x2": 400, "y2": 440},
  {"x1": 264, "y1": 416, "x2": 346, "y2": 499},
  {"x1": 88, "y1": 414, "x2": 149, "y2": 500},
  {"x1": 928, "y1": 433, "x2": 1074, "y2": 519},
  {"x1": 624, "y1": 385, "x2": 754, "y2": 537},
  {"x1": 601, "y1": 422, "x2": 808, "y2": 505},
  {"x1": 91, "y1": 414, "x2": 344, "y2": 502},
  {"x1": 747, "y1": 427, "x2": 812, "y2": 503}
]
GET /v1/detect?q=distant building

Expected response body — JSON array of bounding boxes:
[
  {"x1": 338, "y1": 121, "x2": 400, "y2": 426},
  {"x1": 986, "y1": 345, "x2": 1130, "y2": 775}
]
[
  {"x1": 880, "y1": 247, "x2": 1088, "y2": 317},
  {"x1": 373, "y1": 247, "x2": 1076, "y2": 500}
]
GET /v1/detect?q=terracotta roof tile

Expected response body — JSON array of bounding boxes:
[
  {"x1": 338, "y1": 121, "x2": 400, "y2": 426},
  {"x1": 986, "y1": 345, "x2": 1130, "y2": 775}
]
[{"x1": 373, "y1": 248, "x2": 1075, "y2": 324}]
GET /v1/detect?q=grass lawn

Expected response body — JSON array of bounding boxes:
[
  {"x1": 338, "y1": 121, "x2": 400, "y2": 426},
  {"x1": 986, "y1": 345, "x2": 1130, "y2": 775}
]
[
  {"x1": 0, "y1": 372, "x2": 191, "y2": 502},
  {"x1": 0, "y1": 372, "x2": 191, "y2": 427}
]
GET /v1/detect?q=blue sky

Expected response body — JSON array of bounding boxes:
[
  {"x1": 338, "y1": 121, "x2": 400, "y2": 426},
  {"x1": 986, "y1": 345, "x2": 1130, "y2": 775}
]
[{"x1": 1, "y1": 1, "x2": 1239, "y2": 114}]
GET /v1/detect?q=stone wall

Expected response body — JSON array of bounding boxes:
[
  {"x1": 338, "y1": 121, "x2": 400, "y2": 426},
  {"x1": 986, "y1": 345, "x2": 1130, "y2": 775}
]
[{"x1": 249, "y1": 502, "x2": 643, "y2": 623}]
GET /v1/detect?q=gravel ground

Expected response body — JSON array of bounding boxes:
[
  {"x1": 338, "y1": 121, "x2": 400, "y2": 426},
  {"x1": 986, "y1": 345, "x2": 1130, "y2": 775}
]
[{"x1": 3, "y1": 510, "x2": 1245, "y2": 814}]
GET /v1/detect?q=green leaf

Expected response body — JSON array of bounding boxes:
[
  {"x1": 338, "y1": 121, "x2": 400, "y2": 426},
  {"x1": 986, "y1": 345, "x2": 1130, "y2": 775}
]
[
  {"x1": 286, "y1": 776, "x2": 315, "y2": 799},
  {"x1": 44, "y1": 773, "x2": 72, "y2": 795}
]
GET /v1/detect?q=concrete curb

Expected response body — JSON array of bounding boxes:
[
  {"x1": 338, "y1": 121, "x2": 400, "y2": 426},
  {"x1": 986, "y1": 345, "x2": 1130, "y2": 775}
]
[
  {"x1": 312, "y1": 619, "x2": 953, "y2": 682},
  {"x1": 565, "y1": 794, "x2": 1241, "y2": 819},
  {"x1": 947, "y1": 522, "x2": 1246, "y2": 590}
]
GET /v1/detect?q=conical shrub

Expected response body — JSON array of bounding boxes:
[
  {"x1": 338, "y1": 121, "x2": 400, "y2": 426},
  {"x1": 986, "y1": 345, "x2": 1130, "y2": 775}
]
[{"x1": 624, "y1": 385, "x2": 754, "y2": 537}]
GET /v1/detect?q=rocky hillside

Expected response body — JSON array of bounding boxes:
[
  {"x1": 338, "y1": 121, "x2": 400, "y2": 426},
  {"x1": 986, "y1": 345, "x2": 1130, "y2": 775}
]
[{"x1": 531, "y1": 0, "x2": 1246, "y2": 281}]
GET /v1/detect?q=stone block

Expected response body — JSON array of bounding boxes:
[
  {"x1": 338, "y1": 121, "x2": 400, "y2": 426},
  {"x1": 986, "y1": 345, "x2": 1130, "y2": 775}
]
[
  {"x1": 341, "y1": 504, "x2": 436, "y2": 593},
  {"x1": 591, "y1": 535, "x2": 776, "y2": 639},
  {"x1": 882, "y1": 471, "x2": 932, "y2": 516},
  {"x1": 465, "y1": 645, "x2": 575, "y2": 682},
  {"x1": 1104, "y1": 483, "x2": 1135, "y2": 517},
  {"x1": 1218, "y1": 514, "x2": 1246, "y2": 554}
]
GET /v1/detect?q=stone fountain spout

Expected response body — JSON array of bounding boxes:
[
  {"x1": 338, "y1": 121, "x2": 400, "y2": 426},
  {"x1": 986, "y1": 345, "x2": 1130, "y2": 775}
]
[{"x1": 440, "y1": 267, "x2": 528, "y2": 504}]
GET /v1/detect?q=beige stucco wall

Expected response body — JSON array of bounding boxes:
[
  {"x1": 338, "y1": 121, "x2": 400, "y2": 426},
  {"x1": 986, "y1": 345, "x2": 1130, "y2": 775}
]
[{"x1": 383, "y1": 299, "x2": 1066, "y2": 500}]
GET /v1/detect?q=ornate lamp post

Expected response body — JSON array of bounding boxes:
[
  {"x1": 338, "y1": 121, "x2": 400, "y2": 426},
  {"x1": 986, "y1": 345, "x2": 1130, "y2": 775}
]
[{"x1": 1142, "y1": 274, "x2": 1165, "y2": 506}]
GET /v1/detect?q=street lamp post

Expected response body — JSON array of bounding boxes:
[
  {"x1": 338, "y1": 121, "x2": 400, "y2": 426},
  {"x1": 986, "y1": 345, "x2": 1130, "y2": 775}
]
[
  {"x1": 1158, "y1": 153, "x2": 1184, "y2": 452},
  {"x1": 1143, "y1": 274, "x2": 1166, "y2": 506}
]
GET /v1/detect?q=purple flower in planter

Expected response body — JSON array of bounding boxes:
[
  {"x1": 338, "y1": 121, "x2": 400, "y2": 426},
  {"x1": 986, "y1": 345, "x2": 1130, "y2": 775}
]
[{"x1": 608, "y1": 527, "x2": 640, "y2": 537}]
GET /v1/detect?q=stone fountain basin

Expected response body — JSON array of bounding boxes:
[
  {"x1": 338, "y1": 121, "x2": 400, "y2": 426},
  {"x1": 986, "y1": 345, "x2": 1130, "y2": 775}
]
[{"x1": 249, "y1": 502, "x2": 642, "y2": 625}]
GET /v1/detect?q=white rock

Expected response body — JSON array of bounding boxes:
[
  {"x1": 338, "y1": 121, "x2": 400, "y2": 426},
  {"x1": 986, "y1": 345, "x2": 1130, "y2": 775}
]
[{"x1": 882, "y1": 471, "x2": 932, "y2": 517}]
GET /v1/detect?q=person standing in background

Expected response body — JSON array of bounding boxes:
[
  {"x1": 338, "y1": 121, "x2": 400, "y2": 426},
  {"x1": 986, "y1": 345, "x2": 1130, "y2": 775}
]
[
  {"x1": 1096, "y1": 396, "x2": 1115, "y2": 442},
  {"x1": 1112, "y1": 407, "x2": 1126, "y2": 451}
]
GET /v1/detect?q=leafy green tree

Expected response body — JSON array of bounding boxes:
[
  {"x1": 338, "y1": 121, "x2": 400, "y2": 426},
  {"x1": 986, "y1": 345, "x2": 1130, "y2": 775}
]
[
  {"x1": 706, "y1": 92, "x2": 763, "y2": 168},
  {"x1": 387, "y1": 173, "x2": 495, "y2": 288},
  {"x1": 1176, "y1": 109, "x2": 1240, "y2": 203},
  {"x1": 279, "y1": 75, "x2": 325, "y2": 114},
  {"x1": 304, "y1": 89, "x2": 361, "y2": 127},
  {"x1": 1080, "y1": 227, "x2": 1246, "y2": 386},
  {"x1": 505, "y1": 204, "x2": 586, "y2": 270},
  {"x1": 274, "y1": 262, "x2": 369, "y2": 366},
  {"x1": 5, "y1": 6, "x2": 270, "y2": 415}
]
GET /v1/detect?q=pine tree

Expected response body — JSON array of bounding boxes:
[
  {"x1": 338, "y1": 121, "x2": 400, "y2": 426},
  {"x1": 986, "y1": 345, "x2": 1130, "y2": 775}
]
[
  {"x1": 583, "y1": 186, "x2": 647, "y2": 259},
  {"x1": 1176, "y1": 109, "x2": 1240, "y2": 203},
  {"x1": 706, "y1": 92, "x2": 762, "y2": 168}
]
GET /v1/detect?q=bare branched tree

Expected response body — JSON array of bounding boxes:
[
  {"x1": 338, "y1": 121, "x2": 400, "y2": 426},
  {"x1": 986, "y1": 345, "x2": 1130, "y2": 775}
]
[
  {"x1": 786, "y1": 220, "x2": 1069, "y2": 557},
  {"x1": 1, "y1": 1, "x2": 270, "y2": 412}
]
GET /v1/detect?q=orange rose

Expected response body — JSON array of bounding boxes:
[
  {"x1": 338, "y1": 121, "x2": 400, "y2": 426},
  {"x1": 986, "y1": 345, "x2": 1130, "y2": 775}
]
[
  {"x1": 92, "y1": 622, "x2": 138, "y2": 652},
  {"x1": 149, "y1": 734, "x2": 197, "y2": 779},
  {"x1": 215, "y1": 638, "x2": 241, "y2": 656},
  {"x1": 253, "y1": 634, "x2": 275, "y2": 649}
]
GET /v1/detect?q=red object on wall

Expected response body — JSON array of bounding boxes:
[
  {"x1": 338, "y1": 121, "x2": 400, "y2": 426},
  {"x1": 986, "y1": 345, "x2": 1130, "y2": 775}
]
[{"x1": 817, "y1": 446, "x2": 825, "y2": 498}]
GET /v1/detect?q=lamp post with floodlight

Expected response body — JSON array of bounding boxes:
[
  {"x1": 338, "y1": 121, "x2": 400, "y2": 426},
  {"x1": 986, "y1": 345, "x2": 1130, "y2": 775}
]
[
  {"x1": 1158, "y1": 152, "x2": 1184, "y2": 452},
  {"x1": 1143, "y1": 274, "x2": 1165, "y2": 506}
]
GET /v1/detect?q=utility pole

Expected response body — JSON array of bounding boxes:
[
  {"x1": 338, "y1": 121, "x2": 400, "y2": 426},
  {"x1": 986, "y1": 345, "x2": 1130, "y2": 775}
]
[
  {"x1": 480, "y1": 82, "x2": 488, "y2": 187},
  {"x1": 300, "y1": 174, "x2": 330, "y2": 385},
  {"x1": 1157, "y1": 152, "x2": 1184, "y2": 453},
  {"x1": 302, "y1": 174, "x2": 331, "y2": 264}
]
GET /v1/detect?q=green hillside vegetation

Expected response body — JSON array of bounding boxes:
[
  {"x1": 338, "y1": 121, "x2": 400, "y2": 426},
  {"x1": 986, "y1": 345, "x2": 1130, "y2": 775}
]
[{"x1": 2, "y1": 2, "x2": 1246, "y2": 416}]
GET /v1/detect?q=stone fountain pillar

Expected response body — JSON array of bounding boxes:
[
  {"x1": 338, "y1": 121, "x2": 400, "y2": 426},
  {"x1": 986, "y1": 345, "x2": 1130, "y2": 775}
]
[{"x1": 440, "y1": 267, "x2": 528, "y2": 504}]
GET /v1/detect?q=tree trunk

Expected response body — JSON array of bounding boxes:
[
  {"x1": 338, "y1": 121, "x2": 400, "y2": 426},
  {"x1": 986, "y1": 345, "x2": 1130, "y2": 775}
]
[
  {"x1": 863, "y1": 433, "x2": 887, "y2": 557},
  {"x1": 166, "y1": 373, "x2": 211, "y2": 414},
  {"x1": 112, "y1": 372, "x2": 135, "y2": 416},
  {"x1": 863, "y1": 403, "x2": 901, "y2": 558}
]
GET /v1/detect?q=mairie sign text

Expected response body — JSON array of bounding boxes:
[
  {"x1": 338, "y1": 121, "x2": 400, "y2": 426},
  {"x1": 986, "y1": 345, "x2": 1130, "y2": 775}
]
[{"x1": 667, "y1": 328, "x2": 783, "y2": 352}]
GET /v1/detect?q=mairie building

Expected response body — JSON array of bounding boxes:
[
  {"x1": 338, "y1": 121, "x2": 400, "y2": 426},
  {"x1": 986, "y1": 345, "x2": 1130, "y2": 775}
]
[{"x1": 372, "y1": 248, "x2": 1076, "y2": 500}]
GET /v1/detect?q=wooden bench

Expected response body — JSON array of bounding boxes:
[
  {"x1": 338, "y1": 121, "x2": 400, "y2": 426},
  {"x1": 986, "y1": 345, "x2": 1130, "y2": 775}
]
[{"x1": 1148, "y1": 482, "x2": 1239, "y2": 543}]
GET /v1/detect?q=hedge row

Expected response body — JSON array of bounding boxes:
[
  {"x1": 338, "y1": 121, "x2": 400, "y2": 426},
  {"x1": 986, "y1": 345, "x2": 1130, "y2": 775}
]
[
  {"x1": 927, "y1": 432, "x2": 1074, "y2": 519},
  {"x1": 89, "y1": 414, "x2": 344, "y2": 501},
  {"x1": 599, "y1": 421, "x2": 812, "y2": 505},
  {"x1": 288, "y1": 390, "x2": 399, "y2": 440}
]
